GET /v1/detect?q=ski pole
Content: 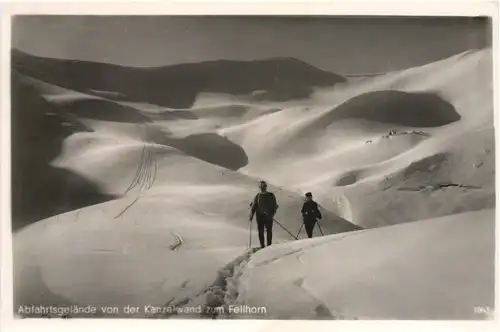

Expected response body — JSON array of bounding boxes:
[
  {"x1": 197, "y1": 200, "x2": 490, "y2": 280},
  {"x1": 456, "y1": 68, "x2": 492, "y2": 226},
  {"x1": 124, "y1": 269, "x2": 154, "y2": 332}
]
[
  {"x1": 249, "y1": 220, "x2": 252, "y2": 249},
  {"x1": 296, "y1": 223, "x2": 304, "y2": 238},
  {"x1": 317, "y1": 220, "x2": 324, "y2": 236},
  {"x1": 248, "y1": 202, "x2": 253, "y2": 249},
  {"x1": 273, "y1": 218, "x2": 298, "y2": 240}
]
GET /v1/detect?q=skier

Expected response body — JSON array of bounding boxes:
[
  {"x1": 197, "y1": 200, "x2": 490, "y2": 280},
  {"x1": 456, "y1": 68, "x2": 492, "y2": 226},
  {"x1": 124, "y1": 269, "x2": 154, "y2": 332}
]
[
  {"x1": 249, "y1": 181, "x2": 278, "y2": 248},
  {"x1": 301, "y1": 192, "x2": 322, "y2": 238}
]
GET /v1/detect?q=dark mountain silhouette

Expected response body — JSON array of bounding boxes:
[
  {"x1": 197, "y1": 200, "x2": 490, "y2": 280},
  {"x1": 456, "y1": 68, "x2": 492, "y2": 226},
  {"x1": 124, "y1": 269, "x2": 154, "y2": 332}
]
[
  {"x1": 11, "y1": 49, "x2": 346, "y2": 108},
  {"x1": 11, "y1": 70, "x2": 117, "y2": 231}
]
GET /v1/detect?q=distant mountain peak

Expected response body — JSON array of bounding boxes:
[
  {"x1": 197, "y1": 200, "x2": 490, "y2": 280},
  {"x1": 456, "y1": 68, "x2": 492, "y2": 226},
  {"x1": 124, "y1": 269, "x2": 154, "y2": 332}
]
[{"x1": 11, "y1": 49, "x2": 346, "y2": 108}]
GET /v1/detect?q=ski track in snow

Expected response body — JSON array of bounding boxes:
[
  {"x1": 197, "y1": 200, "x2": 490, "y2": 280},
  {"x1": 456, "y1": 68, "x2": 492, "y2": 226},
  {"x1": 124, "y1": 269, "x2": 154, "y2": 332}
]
[
  {"x1": 156, "y1": 229, "x2": 372, "y2": 319},
  {"x1": 115, "y1": 123, "x2": 158, "y2": 219},
  {"x1": 150, "y1": 248, "x2": 258, "y2": 319},
  {"x1": 13, "y1": 49, "x2": 494, "y2": 320}
]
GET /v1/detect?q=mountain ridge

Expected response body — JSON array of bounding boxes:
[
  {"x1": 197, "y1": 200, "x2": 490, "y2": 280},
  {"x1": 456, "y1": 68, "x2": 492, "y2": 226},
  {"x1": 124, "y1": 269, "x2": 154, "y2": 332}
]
[{"x1": 12, "y1": 48, "x2": 346, "y2": 108}]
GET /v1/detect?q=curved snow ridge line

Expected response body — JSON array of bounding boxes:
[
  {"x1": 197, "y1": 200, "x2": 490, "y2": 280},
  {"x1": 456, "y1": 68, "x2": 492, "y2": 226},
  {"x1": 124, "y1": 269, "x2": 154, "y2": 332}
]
[
  {"x1": 214, "y1": 244, "x2": 356, "y2": 320},
  {"x1": 291, "y1": 275, "x2": 356, "y2": 320}
]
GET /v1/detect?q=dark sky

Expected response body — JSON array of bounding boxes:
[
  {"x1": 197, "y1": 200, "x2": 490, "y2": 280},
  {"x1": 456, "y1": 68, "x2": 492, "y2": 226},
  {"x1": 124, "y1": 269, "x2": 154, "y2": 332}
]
[{"x1": 12, "y1": 16, "x2": 491, "y2": 74}]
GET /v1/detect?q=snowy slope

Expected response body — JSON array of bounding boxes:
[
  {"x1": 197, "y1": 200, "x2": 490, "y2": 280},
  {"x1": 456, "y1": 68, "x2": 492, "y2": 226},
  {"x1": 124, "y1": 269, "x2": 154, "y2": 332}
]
[
  {"x1": 11, "y1": 48, "x2": 494, "y2": 319},
  {"x1": 233, "y1": 209, "x2": 495, "y2": 320},
  {"x1": 222, "y1": 49, "x2": 494, "y2": 227}
]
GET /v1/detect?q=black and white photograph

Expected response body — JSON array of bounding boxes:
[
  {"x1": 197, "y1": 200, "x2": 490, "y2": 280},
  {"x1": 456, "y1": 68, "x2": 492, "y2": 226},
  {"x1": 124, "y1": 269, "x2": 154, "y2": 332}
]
[{"x1": 7, "y1": 13, "x2": 495, "y2": 321}]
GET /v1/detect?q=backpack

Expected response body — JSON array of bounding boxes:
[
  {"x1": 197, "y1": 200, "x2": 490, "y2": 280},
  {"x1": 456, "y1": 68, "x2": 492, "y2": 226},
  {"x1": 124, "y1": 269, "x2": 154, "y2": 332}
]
[{"x1": 253, "y1": 192, "x2": 278, "y2": 216}]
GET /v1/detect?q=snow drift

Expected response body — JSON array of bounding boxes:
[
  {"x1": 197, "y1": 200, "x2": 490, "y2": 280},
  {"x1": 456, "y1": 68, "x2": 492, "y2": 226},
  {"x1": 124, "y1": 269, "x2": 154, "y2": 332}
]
[
  {"x1": 11, "y1": 48, "x2": 494, "y2": 319},
  {"x1": 233, "y1": 209, "x2": 495, "y2": 320}
]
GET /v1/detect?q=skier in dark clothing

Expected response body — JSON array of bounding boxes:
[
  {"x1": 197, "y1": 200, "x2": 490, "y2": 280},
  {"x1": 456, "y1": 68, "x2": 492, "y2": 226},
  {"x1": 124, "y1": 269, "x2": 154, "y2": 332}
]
[
  {"x1": 301, "y1": 192, "x2": 322, "y2": 238},
  {"x1": 249, "y1": 181, "x2": 278, "y2": 248}
]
